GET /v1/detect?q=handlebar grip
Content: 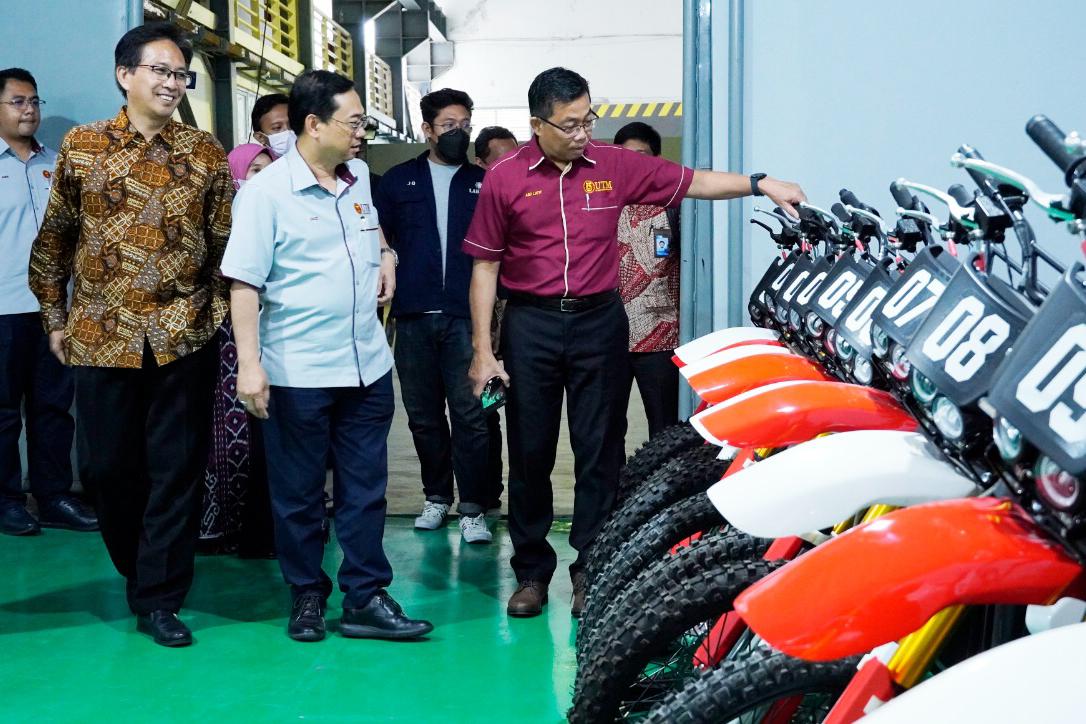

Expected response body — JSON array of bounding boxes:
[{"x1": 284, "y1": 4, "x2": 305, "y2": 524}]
[
  {"x1": 1026, "y1": 114, "x2": 1077, "y2": 175},
  {"x1": 890, "y1": 181, "x2": 916, "y2": 210},
  {"x1": 947, "y1": 184, "x2": 974, "y2": 206},
  {"x1": 839, "y1": 188, "x2": 862, "y2": 208},
  {"x1": 830, "y1": 202, "x2": 852, "y2": 222}
]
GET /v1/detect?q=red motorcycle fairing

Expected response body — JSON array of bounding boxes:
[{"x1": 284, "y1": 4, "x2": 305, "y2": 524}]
[
  {"x1": 690, "y1": 380, "x2": 917, "y2": 448},
  {"x1": 685, "y1": 351, "x2": 832, "y2": 406},
  {"x1": 735, "y1": 498, "x2": 1083, "y2": 661}
]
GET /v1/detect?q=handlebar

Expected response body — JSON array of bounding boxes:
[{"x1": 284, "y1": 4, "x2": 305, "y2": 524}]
[
  {"x1": 844, "y1": 204, "x2": 888, "y2": 234},
  {"x1": 890, "y1": 181, "x2": 918, "y2": 210},
  {"x1": 1026, "y1": 115, "x2": 1086, "y2": 184}
]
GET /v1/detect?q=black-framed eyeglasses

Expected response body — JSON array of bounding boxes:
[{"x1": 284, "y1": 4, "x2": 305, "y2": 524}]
[
  {"x1": 433, "y1": 119, "x2": 473, "y2": 134},
  {"x1": 0, "y1": 98, "x2": 45, "y2": 110},
  {"x1": 537, "y1": 110, "x2": 599, "y2": 138},
  {"x1": 134, "y1": 64, "x2": 197, "y2": 90}
]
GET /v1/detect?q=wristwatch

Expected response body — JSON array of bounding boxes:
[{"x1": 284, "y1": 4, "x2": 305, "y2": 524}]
[
  {"x1": 750, "y1": 172, "x2": 767, "y2": 197},
  {"x1": 380, "y1": 246, "x2": 399, "y2": 267}
]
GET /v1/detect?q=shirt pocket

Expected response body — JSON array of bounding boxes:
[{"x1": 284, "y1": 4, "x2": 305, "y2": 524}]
[
  {"x1": 581, "y1": 190, "x2": 621, "y2": 212},
  {"x1": 394, "y1": 191, "x2": 429, "y2": 231}
]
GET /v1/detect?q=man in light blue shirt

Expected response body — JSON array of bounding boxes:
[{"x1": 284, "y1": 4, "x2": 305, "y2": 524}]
[
  {"x1": 0, "y1": 67, "x2": 97, "y2": 536},
  {"x1": 222, "y1": 70, "x2": 432, "y2": 644}
]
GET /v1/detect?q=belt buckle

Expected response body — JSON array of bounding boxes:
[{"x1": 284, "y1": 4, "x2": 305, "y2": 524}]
[{"x1": 559, "y1": 297, "x2": 578, "y2": 313}]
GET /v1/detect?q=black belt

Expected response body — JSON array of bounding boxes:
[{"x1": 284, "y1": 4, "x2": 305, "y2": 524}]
[{"x1": 507, "y1": 290, "x2": 618, "y2": 313}]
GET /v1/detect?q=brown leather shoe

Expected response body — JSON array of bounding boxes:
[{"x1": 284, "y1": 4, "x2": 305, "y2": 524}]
[
  {"x1": 571, "y1": 570, "x2": 587, "y2": 618},
  {"x1": 507, "y1": 580, "x2": 548, "y2": 617}
]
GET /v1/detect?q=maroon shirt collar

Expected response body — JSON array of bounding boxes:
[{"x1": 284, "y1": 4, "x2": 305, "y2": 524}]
[{"x1": 524, "y1": 135, "x2": 598, "y2": 173}]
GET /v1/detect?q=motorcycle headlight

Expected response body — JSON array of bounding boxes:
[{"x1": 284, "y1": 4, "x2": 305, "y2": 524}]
[
  {"x1": 789, "y1": 307, "x2": 802, "y2": 331},
  {"x1": 852, "y1": 357, "x2": 873, "y2": 385},
  {"x1": 824, "y1": 328, "x2": 837, "y2": 355},
  {"x1": 805, "y1": 312, "x2": 825, "y2": 338},
  {"x1": 836, "y1": 335, "x2": 854, "y2": 362},
  {"x1": 932, "y1": 396, "x2": 964, "y2": 441},
  {"x1": 775, "y1": 302, "x2": 789, "y2": 324},
  {"x1": 994, "y1": 417, "x2": 1023, "y2": 463},
  {"x1": 1034, "y1": 456, "x2": 1083, "y2": 512},
  {"x1": 872, "y1": 324, "x2": 890, "y2": 358},
  {"x1": 764, "y1": 293, "x2": 776, "y2": 314},
  {"x1": 890, "y1": 343, "x2": 911, "y2": 381},
  {"x1": 910, "y1": 369, "x2": 938, "y2": 405}
]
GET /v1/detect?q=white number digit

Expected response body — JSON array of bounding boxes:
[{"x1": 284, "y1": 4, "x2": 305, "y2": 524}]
[
  {"x1": 921, "y1": 297, "x2": 1010, "y2": 383},
  {"x1": 781, "y1": 272, "x2": 810, "y2": 303},
  {"x1": 1018, "y1": 324, "x2": 1086, "y2": 446},
  {"x1": 796, "y1": 272, "x2": 828, "y2": 305},
  {"x1": 922, "y1": 298, "x2": 985, "y2": 362},
  {"x1": 843, "y1": 287, "x2": 887, "y2": 342},
  {"x1": 881, "y1": 270, "x2": 931, "y2": 320},
  {"x1": 770, "y1": 263, "x2": 796, "y2": 291},
  {"x1": 816, "y1": 271, "x2": 858, "y2": 315}
]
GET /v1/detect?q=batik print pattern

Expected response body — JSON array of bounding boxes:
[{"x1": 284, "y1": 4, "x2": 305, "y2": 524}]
[
  {"x1": 29, "y1": 107, "x2": 232, "y2": 367},
  {"x1": 618, "y1": 204, "x2": 680, "y2": 352}
]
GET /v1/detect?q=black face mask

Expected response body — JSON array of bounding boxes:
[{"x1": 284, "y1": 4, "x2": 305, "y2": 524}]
[{"x1": 436, "y1": 127, "x2": 470, "y2": 164}]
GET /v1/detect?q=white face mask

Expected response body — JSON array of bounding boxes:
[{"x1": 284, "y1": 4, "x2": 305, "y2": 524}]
[{"x1": 266, "y1": 129, "x2": 296, "y2": 157}]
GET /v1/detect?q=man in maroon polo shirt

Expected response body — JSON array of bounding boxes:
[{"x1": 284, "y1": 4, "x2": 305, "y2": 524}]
[{"x1": 463, "y1": 67, "x2": 806, "y2": 618}]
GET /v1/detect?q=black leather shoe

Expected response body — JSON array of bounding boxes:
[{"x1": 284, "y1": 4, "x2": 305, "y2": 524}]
[
  {"x1": 136, "y1": 610, "x2": 193, "y2": 647},
  {"x1": 0, "y1": 502, "x2": 40, "y2": 536},
  {"x1": 288, "y1": 592, "x2": 326, "y2": 642},
  {"x1": 340, "y1": 590, "x2": 433, "y2": 640},
  {"x1": 37, "y1": 495, "x2": 99, "y2": 532}
]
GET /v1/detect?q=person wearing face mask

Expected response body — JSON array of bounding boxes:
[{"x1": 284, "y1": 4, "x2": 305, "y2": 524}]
[
  {"x1": 251, "y1": 93, "x2": 294, "y2": 157},
  {"x1": 372, "y1": 89, "x2": 492, "y2": 544}
]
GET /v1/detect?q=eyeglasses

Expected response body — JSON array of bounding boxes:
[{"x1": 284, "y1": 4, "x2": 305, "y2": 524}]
[
  {"x1": 330, "y1": 115, "x2": 379, "y2": 134},
  {"x1": 0, "y1": 98, "x2": 45, "y2": 110},
  {"x1": 433, "y1": 120, "x2": 472, "y2": 134},
  {"x1": 134, "y1": 64, "x2": 197, "y2": 90},
  {"x1": 537, "y1": 111, "x2": 599, "y2": 138}
]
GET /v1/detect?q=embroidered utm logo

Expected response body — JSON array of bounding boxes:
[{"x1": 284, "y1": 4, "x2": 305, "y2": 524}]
[{"x1": 583, "y1": 180, "x2": 613, "y2": 194}]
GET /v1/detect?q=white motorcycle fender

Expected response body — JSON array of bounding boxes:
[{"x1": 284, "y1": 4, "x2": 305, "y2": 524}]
[
  {"x1": 679, "y1": 343, "x2": 795, "y2": 383},
  {"x1": 673, "y1": 327, "x2": 780, "y2": 365},
  {"x1": 706, "y1": 430, "x2": 975, "y2": 538},
  {"x1": 861, "y1": 622, "x2": 1086, "y2": 723}
]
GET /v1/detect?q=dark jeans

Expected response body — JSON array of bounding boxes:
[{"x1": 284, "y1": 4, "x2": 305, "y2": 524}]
[
  {"x1": 0, "y1": 313, "x2": 75, "y2": 505},
  {"x1": 262, "y1": 372, "x2": 394, "y2": 608},
  {"x1": 394, "y1": 314, "x2": 489, "y2": 515},
  {"x1": 621, "y1": 350, "x2": 680, "y2": 441},
  {"x1": 501, "y1": 295, "x2": 629, "y2": 584},
  {"x1": 74, "y1": 341, "x2": 215, "y2": 615}
]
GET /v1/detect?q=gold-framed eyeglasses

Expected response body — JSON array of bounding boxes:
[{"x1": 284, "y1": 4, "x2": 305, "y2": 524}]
[
  {"x1": 0, "y1": 98, "x2": 45, "y2": 110},
  {"x1": 331, "y1": 115, "x2": 380, "y2": 136},
  {"x1": 134, "y1": 64, "x2": 197, "y2": 89},
  {"x1": 537, "y1": 110, "x2": 599, "y2": 138}
]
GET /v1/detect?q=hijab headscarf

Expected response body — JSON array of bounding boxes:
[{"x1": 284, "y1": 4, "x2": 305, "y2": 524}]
[{"x1": 227, "y1": 143, "x2": 276, "y2": 190}]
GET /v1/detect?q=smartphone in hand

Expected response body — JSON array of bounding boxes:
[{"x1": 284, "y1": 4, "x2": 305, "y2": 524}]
[{"x1": 481, "y1": 376, "x2": 507, "y2": 413}]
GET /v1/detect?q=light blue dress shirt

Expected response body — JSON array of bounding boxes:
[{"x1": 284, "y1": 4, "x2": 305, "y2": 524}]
[
  {"x1": 0, "y1": 138, "x2": 56, "y2": 314},
  {"x1": 220, "y1": 144, "x2": 393, "y2": 388}
]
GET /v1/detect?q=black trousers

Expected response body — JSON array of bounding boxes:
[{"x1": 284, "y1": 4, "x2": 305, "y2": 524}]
[
  {"x1": 261, "y1": 373, "x2": 395, "y2": 608},
  {"x1": 74, "y1": 341, "x2": 214, "y2": 615},
  {"x1": 501, "y1": 295, "x2": 629, "y2": 584},
  {"x1": 621, "y1": 350, "x2": 680, "y2": 441},
  {"x1": 0, "y1": 313, "x2": 75, "y2": 503}
]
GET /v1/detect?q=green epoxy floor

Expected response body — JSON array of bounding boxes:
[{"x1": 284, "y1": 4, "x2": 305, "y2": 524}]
[{"x1": 0, "y1": 518, "x2": 578, "y2": 722}]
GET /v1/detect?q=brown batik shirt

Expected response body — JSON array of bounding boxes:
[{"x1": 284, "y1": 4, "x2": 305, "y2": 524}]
[{"x1": 28, "y1": 107, "x2": 232, "y2": 368}]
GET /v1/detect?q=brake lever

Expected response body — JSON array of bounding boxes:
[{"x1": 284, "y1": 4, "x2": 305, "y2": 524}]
[
  {"x1": 895, "y1": 178, "x2": 978, "y2": 229},
  {"x1": 950, "y1": 153, "x2": 1076, "y2": 224},
  {"x1": 755, "y1": 207, "x2": 797, "y2": 228},
  {"x1": 798, "y1": 202, "x2": 841, "y2": 228},
  {"x1": 843, "y1": 205, "x2": 889, "y2": 236},
  {"x1": 896, "y1": 207, "x2": 942, "y2": 228}
]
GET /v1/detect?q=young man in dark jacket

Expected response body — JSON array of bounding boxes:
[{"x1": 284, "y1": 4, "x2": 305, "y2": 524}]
[{"x1": 374, "y1": 89, "x2": 492, "y2": 543}]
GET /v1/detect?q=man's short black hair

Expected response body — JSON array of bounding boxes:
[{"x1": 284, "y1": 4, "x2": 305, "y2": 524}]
[
  {"x1": 614, "y1": 121, "x2": 662, "y2": 157},
  {"x1": 0, "y1": 68, "x2": 37, "y2": 97},
  {"x1": 288, "y1": 70, "x2": 355, "y2": 135},
  {"x1": 251, "y1": 93, "x2": 289, "y2": 134},
  {"x1": 474, "y1": 126, "x2": 516, "y2": 163},
  {"x1": 420, "y1": 88, "x2": 473, "y2": 127},
  {"x1": 528, "y1": 67, "x2": 590, "y2": 121},
  {"x1": 114, "y1": 22, "x2": 193, "y2": 97}
]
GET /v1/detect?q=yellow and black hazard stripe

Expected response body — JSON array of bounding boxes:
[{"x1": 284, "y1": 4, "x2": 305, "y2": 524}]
[{"x1": 592, "y1": 102, "x2": 684, "y2": 119}]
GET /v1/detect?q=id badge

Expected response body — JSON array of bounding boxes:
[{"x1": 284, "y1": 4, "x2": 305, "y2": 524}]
[{"x1": 653, "y1": 228, "x2": 672, "y2": 258}]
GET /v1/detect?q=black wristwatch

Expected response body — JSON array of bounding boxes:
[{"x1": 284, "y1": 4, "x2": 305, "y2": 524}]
[{"x1": 750, "y1": 172, "x2": 767, "y2": 197}]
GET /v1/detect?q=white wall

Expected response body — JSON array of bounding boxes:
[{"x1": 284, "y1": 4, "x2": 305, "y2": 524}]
[
  {"x1": 433, "y1": 0, "x2": 682, "y2": 140},
  {"x1": 729, "y1": 0, "x2": 1086, "y2": 326}
]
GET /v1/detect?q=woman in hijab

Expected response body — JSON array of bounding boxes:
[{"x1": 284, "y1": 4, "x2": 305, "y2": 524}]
[{"x1": 199, "y1": 144, "x2": 277, "y2": 557}]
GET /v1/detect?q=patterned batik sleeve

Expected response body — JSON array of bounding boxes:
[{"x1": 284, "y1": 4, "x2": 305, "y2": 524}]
[
  {"x1": 28, "y1": 131, "x2": 80, "y2": 333},
  {"x1": 203, "y1": 146, "x2": 235, "y2": 299}
]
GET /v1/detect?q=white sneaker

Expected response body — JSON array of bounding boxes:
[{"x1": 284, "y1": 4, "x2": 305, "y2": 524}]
[
  {"x1": 414, "y1": 501, "x2": 450, "y2": 530},
  {"x1": 459, "y1": 513, "x2": 493, "y2": 544}
]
